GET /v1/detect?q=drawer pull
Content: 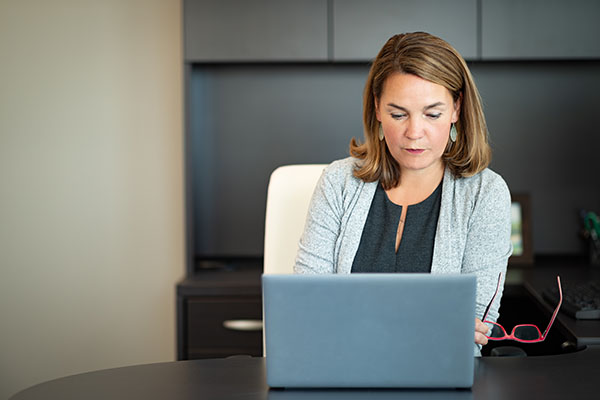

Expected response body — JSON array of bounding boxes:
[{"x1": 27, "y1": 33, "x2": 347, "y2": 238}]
[{"x1": 223, "y1": 319, "x2": 263, "y2": 331}]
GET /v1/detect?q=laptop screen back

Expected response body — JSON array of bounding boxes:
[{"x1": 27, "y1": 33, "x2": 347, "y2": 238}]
[{"x1": 262, "y1": 273, "x2": 476, "y2": 388}]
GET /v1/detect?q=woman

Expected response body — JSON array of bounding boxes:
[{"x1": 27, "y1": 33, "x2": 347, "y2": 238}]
[{"x1": 294, "y1": 32, "x2": 512, "y2": 355}]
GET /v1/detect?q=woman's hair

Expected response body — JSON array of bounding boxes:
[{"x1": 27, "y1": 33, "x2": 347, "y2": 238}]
[{"x1": 350, "y1": 32, "x2": 491, "y2": 189}]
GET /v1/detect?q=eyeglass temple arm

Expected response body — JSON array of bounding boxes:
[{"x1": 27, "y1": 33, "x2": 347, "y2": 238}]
[
  {"x1": 542, "y1": 276, "x2": 563, "y2": 338},
  {"x1": 482, "y1": 272, "x2": 502, "y2": 322}
]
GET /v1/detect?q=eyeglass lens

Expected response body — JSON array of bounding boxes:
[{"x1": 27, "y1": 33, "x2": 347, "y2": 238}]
[{"x1": 489, "y1": 323, "x2": 541, "y2": 341}]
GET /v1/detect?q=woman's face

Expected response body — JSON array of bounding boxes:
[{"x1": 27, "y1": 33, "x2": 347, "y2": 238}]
[{"x1": 375, "y1": 73, "x2": 460, "y2": 177}]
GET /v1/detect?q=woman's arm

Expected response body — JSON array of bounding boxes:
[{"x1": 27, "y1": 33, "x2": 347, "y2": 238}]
[
  {"x1": 294, "y1": 164, "x2": 344, "y2": 274},
  {"x1": 462, "y1": 172, "x2": 513, "y2": 326}
]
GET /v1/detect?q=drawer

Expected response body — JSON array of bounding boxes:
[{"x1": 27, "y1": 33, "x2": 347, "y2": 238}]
[{"x1": 186, "y1": 295, "x2": 263, "y2": 358}]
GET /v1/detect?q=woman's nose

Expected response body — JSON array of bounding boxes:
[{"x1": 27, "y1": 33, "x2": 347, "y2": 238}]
[{"x1": 405, "y1": 117, "x2": 425, "y2": 139}]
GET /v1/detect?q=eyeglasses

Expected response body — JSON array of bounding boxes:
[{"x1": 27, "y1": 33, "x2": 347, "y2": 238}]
[{"x1": 482, "y1": 273, "x2": 562, "y2": 343}]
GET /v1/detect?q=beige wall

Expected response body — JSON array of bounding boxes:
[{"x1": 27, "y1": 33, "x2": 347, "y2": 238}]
[{"x1": 0, "y1": 1, "x2": 184, "y2": 398}]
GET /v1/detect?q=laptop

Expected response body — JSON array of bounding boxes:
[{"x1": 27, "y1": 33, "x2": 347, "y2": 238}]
[{"x1": 262, "y1": 273, "x2": 476, "y2": 389}]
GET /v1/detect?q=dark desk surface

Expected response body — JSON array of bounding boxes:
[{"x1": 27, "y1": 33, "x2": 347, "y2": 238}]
[
  {"x1": 515, "y1": 264, "x2": 600, "y2": 346},
  {"x1": 10, "y1": 348, "x2": 600, "y2": 400}
]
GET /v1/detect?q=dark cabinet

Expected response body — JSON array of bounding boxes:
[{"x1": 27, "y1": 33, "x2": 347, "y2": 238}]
[
  {"x1": 481, "y1": 0, "x2": 600, "y2": 60},
  {"x1": 184, "y1": 0, "x2": 600, "y2": 63},
  {"x1": 183, "y1": 0, "x2": 328, "y2": 62},
  {"x1": 332, "y1": 0, "x2": 478, "y2": 61},
  {"x1": 177, "y1": 263, "x2": 263, "y2": 360},
  {"x1": 178, "y1": 0, "x2": 600, "y2": 363}
]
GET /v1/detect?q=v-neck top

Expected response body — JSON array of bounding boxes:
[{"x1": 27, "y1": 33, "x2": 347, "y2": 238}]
[{"x1": 351, "y1": 181, "x2": 442, "y2": 273}]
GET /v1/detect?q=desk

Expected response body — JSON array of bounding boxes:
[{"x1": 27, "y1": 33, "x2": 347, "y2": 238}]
[
  {"x1": 10, "y1": 349, "x2": 600, "y2": 400},
  {"x1": 518, "y1": 264, "x2": 600, "y2": 346}
]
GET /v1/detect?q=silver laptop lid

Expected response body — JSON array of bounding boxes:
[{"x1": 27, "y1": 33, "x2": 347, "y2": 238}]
[{"x1": 263, "y1": 273, "x2": 476, "y2": 388}]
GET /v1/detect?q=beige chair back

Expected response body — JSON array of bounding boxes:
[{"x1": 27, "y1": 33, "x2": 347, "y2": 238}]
[{"x1": 263, "y1": 164, "x2": 326, "y2": 274}]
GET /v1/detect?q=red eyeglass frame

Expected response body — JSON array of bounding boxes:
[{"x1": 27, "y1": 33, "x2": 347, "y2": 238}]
[{"x1": 482, "y1": 273, "x2": 562, "y2": 343}]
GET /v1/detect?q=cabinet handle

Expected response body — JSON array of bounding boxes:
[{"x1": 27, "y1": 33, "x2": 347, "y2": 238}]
[{"x1": 223, "y1": 319, "x2": 263, "y2": 331}]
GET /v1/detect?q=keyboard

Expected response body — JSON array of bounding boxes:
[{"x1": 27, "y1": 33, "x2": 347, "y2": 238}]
[{"x1": 543, "y1": 280, "x2": 600, "y2": 320}]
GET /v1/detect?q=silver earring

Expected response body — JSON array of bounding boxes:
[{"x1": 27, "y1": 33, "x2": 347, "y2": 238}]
[
  {"x1": 450, "y1": 123, "x2": 457, "y2": 142},
  {"x1": 379, "y1": 124, "x2": 384, "y2": 141}
]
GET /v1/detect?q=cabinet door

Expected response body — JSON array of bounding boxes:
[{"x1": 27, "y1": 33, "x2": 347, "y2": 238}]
[
  {"x1": 332, "y1": 0, "x2": 478, "y2": 61},
  {"x1": 184, "y1": 0, "x2": 328, "y2": 62},
  {"x1": 186, "y1": 296, "x2": 263, "y2": 359},
  {"x1": 481, "y1": 0, "x2": 600, "y2": 59}
]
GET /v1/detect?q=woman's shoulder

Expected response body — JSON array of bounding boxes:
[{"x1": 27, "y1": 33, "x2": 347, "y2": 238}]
[
  {"x1": 316, "y1": 157, "x2": 370, "y2": 201},
  {"x1": 451, "y1": 168, "x2": 509, "y2": 195},
  {"x1": 322, "y1": 157, "x2": 363, "y2": 184},
  {"x1": 324, "y1": 156, "x2": 358, "y2": 174},
  {"x1": 448, "y1": 168, "x2": 511, "y2": 210}
]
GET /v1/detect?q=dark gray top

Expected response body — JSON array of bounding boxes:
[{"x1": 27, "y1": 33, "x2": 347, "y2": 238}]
[{"x1": 351, "y1": 182, "x2": 442, "y2": 273}]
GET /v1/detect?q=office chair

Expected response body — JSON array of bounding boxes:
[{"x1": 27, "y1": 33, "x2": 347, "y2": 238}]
[
  {"x1": 263, "y1": 164, "x2": 327, "y2": 274},
  {"x1": 262, "y1": 164, "x2": 326, "y2": 356}
]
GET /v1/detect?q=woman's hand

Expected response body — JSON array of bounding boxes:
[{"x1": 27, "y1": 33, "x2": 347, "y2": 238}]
[{"x1": 475, "y1": 318, "x2": 490, "y2": 345}]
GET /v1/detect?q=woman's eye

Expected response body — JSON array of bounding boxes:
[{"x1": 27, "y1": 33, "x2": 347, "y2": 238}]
[
  {"x1": 391, "y1": 113, "x2": 406, "y2": 120},
  {"x1": 427, "y1": 113, "x2": 441, "y2": 120}
]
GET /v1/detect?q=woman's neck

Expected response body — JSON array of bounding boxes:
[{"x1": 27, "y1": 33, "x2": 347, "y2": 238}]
[{"x1": 385, "y1": 163, "x2": 444, "y2": 206}]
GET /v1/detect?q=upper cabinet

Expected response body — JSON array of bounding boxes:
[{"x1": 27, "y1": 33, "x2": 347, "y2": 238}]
[
  {"x1": 184, "y1": 0, "x2": 328, "y2": 62},
  {"x1": 332, "y1": 0, "x2": 478, "y2": 61},
  {"x1": 481, "y1": 0, "x2": 600, "y2": 60},
  {"x1": 183, "y1": 0, "x2": 600, "y2": 63}
]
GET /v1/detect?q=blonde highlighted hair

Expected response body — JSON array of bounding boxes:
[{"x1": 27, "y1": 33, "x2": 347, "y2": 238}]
[{"x1": 350, "y1": 32, "x2": 491, "y2": 189}]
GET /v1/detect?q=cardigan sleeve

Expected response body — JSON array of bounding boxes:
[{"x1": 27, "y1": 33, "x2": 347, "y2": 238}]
[
  {"x1": 294, "y1": 161, "x2": 346, "y2": 274},
  {"x1": 461, "y1": 171, "x2": 513, "y2": 327}
]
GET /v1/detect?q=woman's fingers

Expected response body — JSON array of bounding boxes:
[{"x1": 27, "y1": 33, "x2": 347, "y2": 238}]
[{"x1": 475, "y1": 318, "x2": 490, "y2": 345}]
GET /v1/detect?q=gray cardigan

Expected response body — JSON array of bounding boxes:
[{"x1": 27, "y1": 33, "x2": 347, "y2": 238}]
[{"x1": 294, "y1": 157, "x2": 513, "y2": 354}]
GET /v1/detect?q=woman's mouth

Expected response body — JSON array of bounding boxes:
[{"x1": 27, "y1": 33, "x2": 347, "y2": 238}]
[{"x1": 405, "y1": 148, "x2": 425, "y2": 155}]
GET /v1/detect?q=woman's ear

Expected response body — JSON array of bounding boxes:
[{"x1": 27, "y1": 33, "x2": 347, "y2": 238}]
[
  {"x1": 452, "y1": 93, "x2": 462, "y2": 123},
  {"x1": 374, "y1": 95, "x2": 382, "y2": 122}
]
